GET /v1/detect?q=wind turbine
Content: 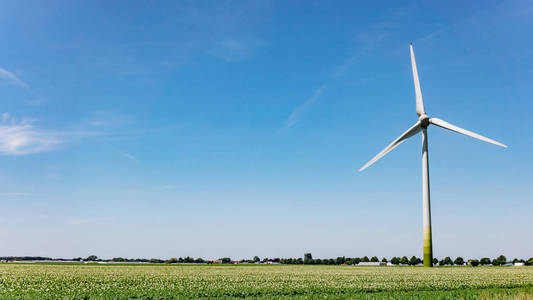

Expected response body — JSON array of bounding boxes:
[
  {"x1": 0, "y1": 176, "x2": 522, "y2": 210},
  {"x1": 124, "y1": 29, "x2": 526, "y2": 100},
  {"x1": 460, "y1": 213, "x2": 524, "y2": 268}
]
[{"x1": 359, "y1": 44, "x2": 507, "y2": 267}]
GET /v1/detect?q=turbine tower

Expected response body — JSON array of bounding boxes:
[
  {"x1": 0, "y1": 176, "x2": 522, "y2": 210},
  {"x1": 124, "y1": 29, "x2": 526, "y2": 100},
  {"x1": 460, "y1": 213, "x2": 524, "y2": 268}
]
[{"x1": 359, "y1": 44, "x2": 507, "y2": 267}]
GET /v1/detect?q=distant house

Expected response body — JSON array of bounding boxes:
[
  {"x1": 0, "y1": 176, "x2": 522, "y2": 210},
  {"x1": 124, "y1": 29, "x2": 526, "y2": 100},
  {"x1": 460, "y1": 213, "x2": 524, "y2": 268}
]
[
  {"x1": 358, "y1": 262, "x2": 386, "y2": 266},
  {"x1": 514, "y1": 262, "x2": 525, "y2": 267}
]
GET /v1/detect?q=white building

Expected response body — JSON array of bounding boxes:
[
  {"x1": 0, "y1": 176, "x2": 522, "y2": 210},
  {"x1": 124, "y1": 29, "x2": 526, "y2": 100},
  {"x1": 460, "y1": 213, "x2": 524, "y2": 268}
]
[{"x1": 358, "y1": 262, "x2": 386, "y2": 266}]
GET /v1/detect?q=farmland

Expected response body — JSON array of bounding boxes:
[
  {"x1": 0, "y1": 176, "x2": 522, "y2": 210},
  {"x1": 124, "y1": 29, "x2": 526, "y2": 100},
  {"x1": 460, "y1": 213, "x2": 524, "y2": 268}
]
[{"x1": 0, "y1": 264, "x2": 532, "y2": 299}]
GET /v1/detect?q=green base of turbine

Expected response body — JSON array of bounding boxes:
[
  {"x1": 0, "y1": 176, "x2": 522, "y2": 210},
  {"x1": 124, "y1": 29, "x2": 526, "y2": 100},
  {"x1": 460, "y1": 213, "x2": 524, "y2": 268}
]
[{"x1": 423, "y1": 226, "x2": 433, "y2": 267}]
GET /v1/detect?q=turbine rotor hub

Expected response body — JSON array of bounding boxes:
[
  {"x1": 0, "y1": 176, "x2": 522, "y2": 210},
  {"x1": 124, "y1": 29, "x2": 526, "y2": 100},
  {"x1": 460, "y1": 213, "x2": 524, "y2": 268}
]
[{"x1": 419, "y1": 114, "x2": 430, "y2": 127}]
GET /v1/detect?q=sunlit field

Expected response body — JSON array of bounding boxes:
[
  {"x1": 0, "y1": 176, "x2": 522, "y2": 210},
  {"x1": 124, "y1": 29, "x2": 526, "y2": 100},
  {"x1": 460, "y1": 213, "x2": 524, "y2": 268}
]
[{"x1": 0, "y1": 264, "x2": 532, "y2": 299}]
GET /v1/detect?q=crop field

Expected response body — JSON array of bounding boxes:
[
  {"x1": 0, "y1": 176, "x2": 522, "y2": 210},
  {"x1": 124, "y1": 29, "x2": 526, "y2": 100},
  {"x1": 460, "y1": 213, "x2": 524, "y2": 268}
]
[{"x1": 0, "y1": 264, "x2": 532, "y2": 299}]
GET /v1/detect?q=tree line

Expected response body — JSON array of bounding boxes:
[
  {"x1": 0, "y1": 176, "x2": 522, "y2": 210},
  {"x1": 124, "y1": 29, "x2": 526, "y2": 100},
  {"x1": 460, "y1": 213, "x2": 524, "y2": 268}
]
[{"x1": 2, "y1": 254, "x2": 532, "y2": 266}]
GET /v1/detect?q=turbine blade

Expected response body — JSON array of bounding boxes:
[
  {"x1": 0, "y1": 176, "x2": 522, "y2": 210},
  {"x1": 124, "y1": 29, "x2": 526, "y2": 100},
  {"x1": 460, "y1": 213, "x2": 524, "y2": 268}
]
[
  {"x1": 430, "y1": 118, "x2": 507, "y2": 148},
  {"x1": 410, "y1": 44, "x2": 425, "y2": 116},
  {"x1": 359, "y1": 121, "x2": 422, "y2": 171}
]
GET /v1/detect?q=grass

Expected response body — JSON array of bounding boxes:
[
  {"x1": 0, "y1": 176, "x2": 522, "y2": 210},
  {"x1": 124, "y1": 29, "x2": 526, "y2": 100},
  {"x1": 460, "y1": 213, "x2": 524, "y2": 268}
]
[{"x1": 0, "y1": 263, "x2": 531, "y2": 299}]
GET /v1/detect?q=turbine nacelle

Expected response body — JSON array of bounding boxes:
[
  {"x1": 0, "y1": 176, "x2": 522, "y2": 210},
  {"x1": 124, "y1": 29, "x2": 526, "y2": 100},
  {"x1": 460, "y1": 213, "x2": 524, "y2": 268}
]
[{"x1": 419, "y1": 114, "x2": 430, "y2": 127}]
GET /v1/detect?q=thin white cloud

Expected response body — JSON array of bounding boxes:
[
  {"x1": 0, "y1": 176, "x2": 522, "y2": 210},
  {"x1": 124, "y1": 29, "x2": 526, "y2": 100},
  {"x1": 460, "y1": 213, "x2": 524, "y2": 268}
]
[
  {"x1": 0, "y1": 68, "x2": 28, "y2": 88},
  {"x1": 283, "y1": 27, "x2": 390, "y2": 130},
  {"x1": 114, "y1": 149, "x2": 138, "y2": 162},
  {"x1": 176, "y1": 1, "x2": 271, "y2": 62},
  {"x1": 44, "y1": 172, "x2": 58, "y2": 180},
  {"x1": 0, "y1": 115, "x2": 61, "y2": 155},
  {"x1": 68, "y1": 218, "x2": 104, "y2": 225},
  {"x1": 0, "y1": 111, "x2": 177, "y2": 157},
  {"x1": 97, "y1": 139, "x2": 138, "y2": 162},
  {"x1": 25, "y1": 98, "x2": 48, "y2": 107},
  {"x1": 203, "y1": 36, "x2": 265, "y2": 62},
  {"x1": 0, "y1": 192, "x2": 46, "y2": 196},
  {"x1": 2, "y1": 113, "x2": 10, "y2": 122},
  {"x1": 333, "y1": 31, "x2": 389, "y2": 78},
  {"x1": 84, "y1": 111, "x2": 135, "y2": 127},
  {"x1": 154, "y1": 184, "x2": 180, "y2": 191},
  {"x1": 285, "y1": 85, "x2": 326, "y2": 129}
]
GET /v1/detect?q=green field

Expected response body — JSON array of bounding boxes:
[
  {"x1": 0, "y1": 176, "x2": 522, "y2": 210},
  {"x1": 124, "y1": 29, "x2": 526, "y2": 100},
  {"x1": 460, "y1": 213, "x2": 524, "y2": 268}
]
[{"x1": 0, "y1": 263, "x2": 532, "y2": 299}]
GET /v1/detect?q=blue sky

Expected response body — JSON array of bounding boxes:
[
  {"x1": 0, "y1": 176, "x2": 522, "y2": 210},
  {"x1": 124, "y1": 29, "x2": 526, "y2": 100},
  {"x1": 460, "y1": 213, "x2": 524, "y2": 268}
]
[{"x1": 0, "y1": 0, "x2": 531, "y2": 260}]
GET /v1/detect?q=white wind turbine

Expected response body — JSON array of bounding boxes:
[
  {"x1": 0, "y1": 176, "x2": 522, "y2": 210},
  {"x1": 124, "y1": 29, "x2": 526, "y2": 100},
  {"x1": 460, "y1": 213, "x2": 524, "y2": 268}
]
[{"x1": 359, "y1": 44, "x2": 507, "y2": 267}]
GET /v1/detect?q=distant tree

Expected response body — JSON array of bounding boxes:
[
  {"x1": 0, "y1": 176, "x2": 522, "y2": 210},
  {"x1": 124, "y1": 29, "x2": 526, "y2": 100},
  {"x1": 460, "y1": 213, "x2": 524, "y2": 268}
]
[
  {"x1": 370, "y1": 256, "x2": 379, "y2": 262},
  {"x1": 480, "y1": 257, "x2": 491, "y2": 265},
  {"x1": 443, "y1": 256, "x2": 453, "y2": 266},
  {"x1": 304, "y1": 253, "x2": 312, "y2": 260},
  {"x1": 149, "y1": 258, "x2": 164, "y2": 263},
  {"x1": 85, "y1": 255, "x2": 98, "y2": 261},
  {"x1": 167, "y1": 258, "x2": 178, "y2": 264},
  {"x1": 72, "y1": 257, "x2": 82, "y2": 261},
  {"x1": 409, "y1": 256, "x2": 421, "y2": 266},
  {"x1": 492, "y1": 255, "x2": 506, "y2": 266},
  {"x1": 112, "y1": 257, "x2": 126, "y2": 262},
  {"x1": 178, "y1": 257, "x2": 184, "y2": 263},
  {"x1": 400, "y1": 256, "x2": 408, "y2": 265},
  {"x1": 525, "y1": 258, "x2": 533, "y2": 266},
  {"x1": 361, "y1": 256, "x2": 370, "y2": 262},
  {"x1": 195, "y1": 258, "x2": 204, "y2": 263},
  {"x1": 253, "y1": 256, "x2": 260, "y2": 262},
  {"x1": 391, "y1": 257, "x2": 400, "y2": 265},
  {"x1": 439, "y1": 259, "x2": 446, "y2": 266},
  {"x1": 336, "y1": 256, "x2": 346, "y2": 265},
  {"x1": 381, "y1": 257, "x2": 388, "y2": 263},
  {"x1": 353, "y1": 257, "x2": 361, "y2": 265},
  {"x1": 454, "y1": 257, "x2": 465, "y2": 266},
  {"x1": 220, "y1": 257, "x2": 231, "y2": 264},
  {"x1": 469, "y1": 259, "x2": 479, "y2": 267},
  {"x1": 432, "y1": 258, "x2": 438, "y2": 265}
]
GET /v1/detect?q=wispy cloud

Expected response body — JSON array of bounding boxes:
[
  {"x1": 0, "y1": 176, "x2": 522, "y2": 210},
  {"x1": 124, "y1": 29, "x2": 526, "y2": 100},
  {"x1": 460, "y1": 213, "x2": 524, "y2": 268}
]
[
  {"x1": 44, "y1": 172, "x2": 58, "y2": 180},
  {"x1": 154, "y1": 184, "x2": 180, "y2": 191},
  {"x1": 115, "y1": 149, "x2": 137, "y2": 161},
  {"x1": 84, "y1": 111, "x2": 135, "y2": 127},
  {"x1": 333, "y1": 31, "x2": 390, "y2": 78},
  {"x1": 0, "y1": 115, "x2": 61, "y2": 155},
  {"x1": 123, "y1": 184, "x2": 181, "y2": 194},
  {"x1": 0, "y1": 67, "x2": 28, "y2": 88},
  {"x1": 0, "y1": 111, "x2": 178, "y2": 157},
  {"x1": 67, "y1": 217, "x2": 105, "y2": 226},
  {"x1": 284, "y1": 25, "x2": 391, "y2": 130},
  {"x1": 176, "y1": 1, "x2": 271, "y2": 62},
  {"x1": 203, "y1": 36, "x2": 265, "y2": 62},
  {"x1": 285, "y1": 85, "x2": 326, "y2": 129},
  {"x1": 25, "y1": 98, "x2": 48, "y2": 107},
  {"x1": 101, "y1": 141, "x2": 138, "y2": 162},
  {"x1": 0, "y1": 192, "x2": 46, "y2": 197}
]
